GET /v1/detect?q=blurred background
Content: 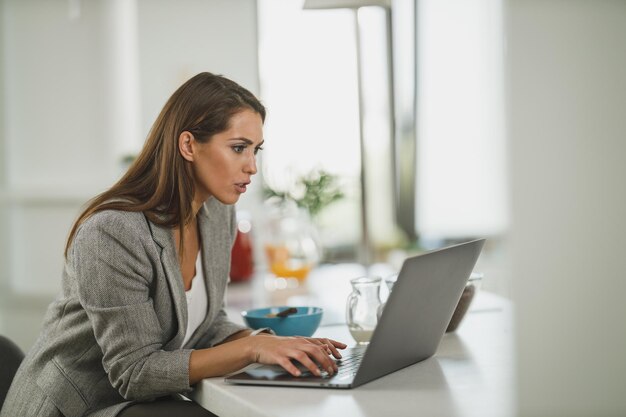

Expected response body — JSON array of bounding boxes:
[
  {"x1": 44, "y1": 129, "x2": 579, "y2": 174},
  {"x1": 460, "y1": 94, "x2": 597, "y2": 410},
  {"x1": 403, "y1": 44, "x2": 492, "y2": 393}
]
[{"x1": 0, "y1": 0, "x2": 624, "y2": 415}]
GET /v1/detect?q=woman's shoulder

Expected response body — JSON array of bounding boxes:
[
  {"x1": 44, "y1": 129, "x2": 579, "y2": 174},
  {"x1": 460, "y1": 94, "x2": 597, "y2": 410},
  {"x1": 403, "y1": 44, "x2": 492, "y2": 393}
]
[
  {"x1": 78, "y1": 209, "x2": 148, "y2": 238},
  {"x1": 68, "y1": 210, "x2": 157, "y2": 271}
]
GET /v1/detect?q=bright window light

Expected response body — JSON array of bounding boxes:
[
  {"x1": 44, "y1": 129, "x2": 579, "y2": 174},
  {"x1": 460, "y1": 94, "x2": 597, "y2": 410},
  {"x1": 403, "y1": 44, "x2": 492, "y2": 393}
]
[
  {"x1": 416, "y1": 0, "x2": 508, "y2": 239},
  {"x1": 257, "y1": 0, "x2": 362, "y2": 249}
]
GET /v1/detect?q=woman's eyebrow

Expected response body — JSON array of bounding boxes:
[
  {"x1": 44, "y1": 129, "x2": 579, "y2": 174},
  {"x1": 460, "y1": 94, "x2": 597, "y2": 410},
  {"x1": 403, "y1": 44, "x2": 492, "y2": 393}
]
[{"x1": 229, "y1": 138, "x2": 265, "y2": 146}]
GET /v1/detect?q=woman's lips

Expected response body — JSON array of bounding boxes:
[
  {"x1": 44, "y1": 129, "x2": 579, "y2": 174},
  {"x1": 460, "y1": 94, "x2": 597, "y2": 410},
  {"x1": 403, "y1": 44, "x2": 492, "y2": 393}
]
[{"x1": 235, "y1": 183, "x2": 249, "y2": 193}]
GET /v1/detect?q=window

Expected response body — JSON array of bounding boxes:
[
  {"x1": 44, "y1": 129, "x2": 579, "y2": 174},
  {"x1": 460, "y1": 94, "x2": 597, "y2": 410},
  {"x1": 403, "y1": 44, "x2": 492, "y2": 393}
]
[
  {"x1": 257, "y1": 0, "x2": 363, "y2": 255},
  {"x1": 257, "y1": 0, "x2": 508, "y2": 258}
]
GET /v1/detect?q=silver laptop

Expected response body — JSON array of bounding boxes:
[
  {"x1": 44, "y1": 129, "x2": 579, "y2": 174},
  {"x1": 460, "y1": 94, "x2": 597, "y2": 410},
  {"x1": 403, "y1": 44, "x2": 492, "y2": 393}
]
[{"x1": 225, "y1": 238, "x2": 485, "y2": 389}]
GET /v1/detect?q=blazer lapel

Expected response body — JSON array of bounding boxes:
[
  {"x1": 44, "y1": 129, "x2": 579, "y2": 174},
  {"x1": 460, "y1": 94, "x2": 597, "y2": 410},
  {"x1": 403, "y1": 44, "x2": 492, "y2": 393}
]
[
  {"x1": 147, "y1": 218, "x2": 188, "y2": 350},
  {"x1": 184, "y1": 198, "x2": 228, "y2": 347},
  {"x1": 196, "y1": 203, "x2": 220, "y2": 330}
]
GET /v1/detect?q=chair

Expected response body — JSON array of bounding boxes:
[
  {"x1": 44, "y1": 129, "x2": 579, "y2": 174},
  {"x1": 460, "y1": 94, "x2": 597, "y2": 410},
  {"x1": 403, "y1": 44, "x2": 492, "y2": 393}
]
[{"x1": 0, "y1": 335, "x2": 25, "y2": 410}]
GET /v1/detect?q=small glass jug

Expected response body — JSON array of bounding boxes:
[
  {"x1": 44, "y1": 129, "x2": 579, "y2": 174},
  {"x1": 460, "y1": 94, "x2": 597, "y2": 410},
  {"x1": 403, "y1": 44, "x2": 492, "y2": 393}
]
[
  {"x1": 377, "y1": 273, "x2": 399, "y2": 319},
  {"x1": 346, "y1": 276, "x2": 383, "y2": 345}
]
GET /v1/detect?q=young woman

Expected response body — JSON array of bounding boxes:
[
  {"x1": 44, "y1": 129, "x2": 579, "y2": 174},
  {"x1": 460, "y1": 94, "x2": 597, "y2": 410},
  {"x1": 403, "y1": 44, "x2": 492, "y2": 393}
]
[{"x1": 1, "y1": 72, "x2": 346, "y2": 417}]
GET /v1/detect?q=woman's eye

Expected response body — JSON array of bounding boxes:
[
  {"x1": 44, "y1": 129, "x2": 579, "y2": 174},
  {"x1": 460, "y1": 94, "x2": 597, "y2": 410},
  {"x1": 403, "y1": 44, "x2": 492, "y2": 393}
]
[{"x1": 232, "y1": 145, "x2": 245, "y2": 153}]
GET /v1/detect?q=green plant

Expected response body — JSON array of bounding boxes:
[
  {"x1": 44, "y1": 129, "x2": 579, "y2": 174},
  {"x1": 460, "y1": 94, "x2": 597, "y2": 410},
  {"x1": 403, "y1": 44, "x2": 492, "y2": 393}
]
[{"x1": 263, "y1": 170, "x2": 344, "y2": 218}]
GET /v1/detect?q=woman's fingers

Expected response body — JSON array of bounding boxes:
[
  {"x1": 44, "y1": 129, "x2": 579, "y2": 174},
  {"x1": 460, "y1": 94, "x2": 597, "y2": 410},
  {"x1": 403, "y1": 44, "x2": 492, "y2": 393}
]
[
  {"x1": 297, "y1": 338, "x2": 340, "y2": 370},
  {"x1": 290, "y1": 350, "x2": 325, "y2": 377},
  {"x1": 280, "y1": 346, "x2": 334, "y2": 377},
  {"x1": 276, "y1": 356, "x2": 302, "y2": 377},
  {"x1": 331, "y1": 338, "x2": 348, "y2": 349},
  {"x1": 306, "y1": 343, "x2": 338, "y2": 374},
  {"x1": 252, "y1": 336, "x2": 347, "y2": 377},
  {"x1": 319, "y1": 338, "x2": 346, "y2": 359},
  {"x1": 305, "y1": 337, "x2": 347, "y2": 359},
  {"x1": 293, "y1": 339, "x2": 336, "y2": 370}
]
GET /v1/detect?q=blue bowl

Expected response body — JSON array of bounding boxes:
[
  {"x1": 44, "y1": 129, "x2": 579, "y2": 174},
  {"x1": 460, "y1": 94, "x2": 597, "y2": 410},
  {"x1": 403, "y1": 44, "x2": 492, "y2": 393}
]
[{"x1": 242, "y1": 306, "x2": 323, "y2": 337}]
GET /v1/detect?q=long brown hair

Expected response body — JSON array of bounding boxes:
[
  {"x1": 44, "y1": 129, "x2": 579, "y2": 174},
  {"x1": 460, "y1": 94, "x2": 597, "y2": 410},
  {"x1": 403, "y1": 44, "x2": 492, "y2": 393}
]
[{"x1": 64, "y1": 72, "x2": 266, "y2": 257}]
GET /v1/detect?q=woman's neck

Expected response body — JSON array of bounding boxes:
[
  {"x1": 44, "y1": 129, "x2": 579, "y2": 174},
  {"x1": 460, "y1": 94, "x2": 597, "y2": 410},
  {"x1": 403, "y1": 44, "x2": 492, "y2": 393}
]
[{"x1": 191, "y1": 192, "x2": 209, "y2": 217}]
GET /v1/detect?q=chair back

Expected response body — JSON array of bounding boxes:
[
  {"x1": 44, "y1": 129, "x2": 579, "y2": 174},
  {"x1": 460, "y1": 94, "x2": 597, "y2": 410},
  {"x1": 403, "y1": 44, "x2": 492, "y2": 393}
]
[{"x1": 0, "y1": 335, "x2": 25, "y2": 409}]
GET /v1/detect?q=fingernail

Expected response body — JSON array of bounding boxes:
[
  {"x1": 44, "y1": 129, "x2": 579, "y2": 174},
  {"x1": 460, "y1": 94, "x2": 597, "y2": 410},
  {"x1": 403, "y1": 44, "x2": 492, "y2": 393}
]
[
  {"x1": 328, "y1": 366, "x2": 334, "y2": 374},
  {"x1": 295, "y1": 370, "x2": 301, "y2": 376}
]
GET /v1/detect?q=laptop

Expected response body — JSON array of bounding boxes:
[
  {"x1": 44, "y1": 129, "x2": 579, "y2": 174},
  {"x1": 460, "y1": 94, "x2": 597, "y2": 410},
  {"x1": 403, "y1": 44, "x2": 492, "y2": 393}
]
[{"x1": 225, "y1": 238, "x2": 485, "y2": 389}]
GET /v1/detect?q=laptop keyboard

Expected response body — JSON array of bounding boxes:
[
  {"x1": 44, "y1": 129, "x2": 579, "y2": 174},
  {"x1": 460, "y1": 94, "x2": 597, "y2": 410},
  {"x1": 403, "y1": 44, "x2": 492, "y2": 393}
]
[
  {"x1": 334, "y1": 349, "x2": 364, "y2": 377},
  {"x1": 297, "y1": 349, "x2": 365, "y2": 378}
]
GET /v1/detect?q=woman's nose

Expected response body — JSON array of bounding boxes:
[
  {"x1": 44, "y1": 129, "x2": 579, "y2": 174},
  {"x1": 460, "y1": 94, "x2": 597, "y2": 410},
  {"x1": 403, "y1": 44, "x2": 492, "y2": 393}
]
[{"x1": 244, "y1": 153, "x2": 257, "y2": 175}]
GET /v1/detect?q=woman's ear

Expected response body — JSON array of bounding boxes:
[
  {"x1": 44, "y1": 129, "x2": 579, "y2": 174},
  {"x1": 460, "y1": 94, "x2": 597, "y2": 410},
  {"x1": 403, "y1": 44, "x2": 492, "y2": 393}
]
[{"x1": 178, "y1": 131, "x2": 195, "y2": 162}]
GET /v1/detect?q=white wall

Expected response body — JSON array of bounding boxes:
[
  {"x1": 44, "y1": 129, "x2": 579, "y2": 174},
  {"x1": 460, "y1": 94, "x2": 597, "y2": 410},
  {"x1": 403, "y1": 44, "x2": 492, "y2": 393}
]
[
  {"x1": 417, "y1": 0, "x2": 507, "y2": 239},
  {"x1": 508, "y1": 1, "x2": 626, "y2": 415},
  {"x1": 137, "y1": 0, "x2": 261, "y2": 138},
  {"x1": 0, "y1": 0, "x2": 6, "y2": 187},
  {"x1": 2, "y1": 0, "x2": 114, "y2": 296},
  {"x1": 3, "y1": 0, "x2": 113, "y2": 190},
  {"x1": 0, "y1": 0, "x2": 260, "y2": 299}
]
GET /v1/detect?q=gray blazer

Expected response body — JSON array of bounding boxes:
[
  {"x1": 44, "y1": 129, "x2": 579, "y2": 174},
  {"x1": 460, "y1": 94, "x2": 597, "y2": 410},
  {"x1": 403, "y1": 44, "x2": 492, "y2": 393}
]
[{"x1": 1, "y1": 198, "x2": 248, "y2": 417}]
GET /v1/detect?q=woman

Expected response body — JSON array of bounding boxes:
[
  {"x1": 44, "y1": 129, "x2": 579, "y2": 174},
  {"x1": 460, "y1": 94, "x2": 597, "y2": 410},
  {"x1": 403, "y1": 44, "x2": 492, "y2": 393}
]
[{"x1": 1, "y1": 72, "x2": 346, "y2": 417}]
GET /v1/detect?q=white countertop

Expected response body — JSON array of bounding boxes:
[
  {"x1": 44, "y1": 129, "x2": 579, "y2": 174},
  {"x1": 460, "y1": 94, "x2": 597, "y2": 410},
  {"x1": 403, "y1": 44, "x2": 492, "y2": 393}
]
[{"x1": 190, "y1": 291, "x2": 514, "y2": 417}]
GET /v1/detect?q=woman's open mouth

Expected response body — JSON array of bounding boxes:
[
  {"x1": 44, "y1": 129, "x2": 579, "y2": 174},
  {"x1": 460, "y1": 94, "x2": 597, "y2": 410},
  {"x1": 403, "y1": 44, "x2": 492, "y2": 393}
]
[{"x1": 235, "y1": 182, "x2": 249, "y2": 193}]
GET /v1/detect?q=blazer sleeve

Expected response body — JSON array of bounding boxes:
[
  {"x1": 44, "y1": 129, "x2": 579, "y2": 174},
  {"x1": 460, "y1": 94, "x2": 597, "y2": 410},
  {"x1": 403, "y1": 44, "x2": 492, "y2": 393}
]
[
  {"x1": 193, "y1": 302, "x2": 248, "y2": 348},
  {"x1": 72, "y1": 212, "x2": 192, "y2": 401}
]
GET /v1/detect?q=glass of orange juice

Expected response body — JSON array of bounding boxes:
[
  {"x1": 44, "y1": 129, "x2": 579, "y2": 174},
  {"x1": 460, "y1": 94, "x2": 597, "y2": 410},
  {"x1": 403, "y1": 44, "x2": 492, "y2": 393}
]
[
  {"x1": 263, "y1": 202, "x2": 320, "y2": 281},
  {"x1": 264, "y1": 244, "x2": 312, "y2": 281}
]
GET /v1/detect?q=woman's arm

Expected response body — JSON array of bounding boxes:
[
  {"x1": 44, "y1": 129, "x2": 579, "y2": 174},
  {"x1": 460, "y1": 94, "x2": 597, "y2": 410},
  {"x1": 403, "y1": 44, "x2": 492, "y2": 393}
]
[
  {"x1": 220, "y1": 328, "x2": 254, "y2": 342},
  {"x1": 188, "y1": 334, "x2": 347, "y2": 384}
]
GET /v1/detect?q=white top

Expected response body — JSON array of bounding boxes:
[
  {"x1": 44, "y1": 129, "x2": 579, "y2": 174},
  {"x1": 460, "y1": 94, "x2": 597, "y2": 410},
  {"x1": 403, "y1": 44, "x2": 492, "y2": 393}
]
[{"x1": 182, "y1": 252, "x2": 208, "y2": 347}]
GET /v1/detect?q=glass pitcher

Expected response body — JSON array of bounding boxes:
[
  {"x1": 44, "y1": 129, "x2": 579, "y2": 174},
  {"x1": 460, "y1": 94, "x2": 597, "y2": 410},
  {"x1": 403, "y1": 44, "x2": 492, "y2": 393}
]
[
  {"x1": 346, "y1": 276, "x2": 383, "y2": 345},
  {"x1": 377, "y1": 273, "x2": 399, "y2": 319}
]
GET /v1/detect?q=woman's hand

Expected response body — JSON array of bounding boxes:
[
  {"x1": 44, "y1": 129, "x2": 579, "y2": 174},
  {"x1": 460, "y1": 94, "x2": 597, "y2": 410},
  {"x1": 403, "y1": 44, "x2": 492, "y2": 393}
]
[
  {"x1": 298, "y1": 337, "x2": 346, "y2": 361},
  {"x1": 249, "y1": 335, "x2": 347, "y2": 377}
]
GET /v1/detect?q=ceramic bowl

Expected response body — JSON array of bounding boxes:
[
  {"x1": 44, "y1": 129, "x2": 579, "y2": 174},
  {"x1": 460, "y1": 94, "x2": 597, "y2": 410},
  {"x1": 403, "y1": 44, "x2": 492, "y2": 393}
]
[
  {"x1": 242, "y1": 306, "x2": 323, "y2": 337},
  {"x1": 446, "y1": 272, "x2": 483, "y2": 332}
]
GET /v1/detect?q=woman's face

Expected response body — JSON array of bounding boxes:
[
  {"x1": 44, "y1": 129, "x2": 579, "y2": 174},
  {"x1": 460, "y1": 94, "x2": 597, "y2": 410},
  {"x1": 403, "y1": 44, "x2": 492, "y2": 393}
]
[{"x1": 188, "y1": 109, "x2": 264, "y2": 206}]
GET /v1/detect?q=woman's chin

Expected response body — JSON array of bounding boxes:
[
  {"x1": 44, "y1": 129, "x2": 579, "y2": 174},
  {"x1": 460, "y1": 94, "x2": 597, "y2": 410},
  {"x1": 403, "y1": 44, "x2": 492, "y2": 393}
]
[{"x1": 214, "y1": 194, "x2": 240, "y2": 206}]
